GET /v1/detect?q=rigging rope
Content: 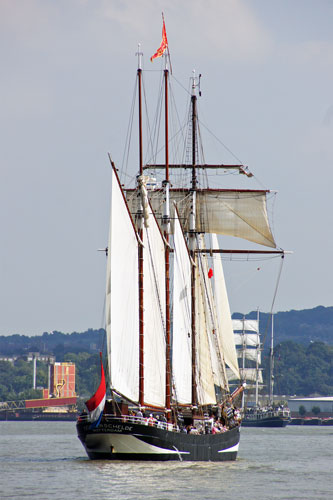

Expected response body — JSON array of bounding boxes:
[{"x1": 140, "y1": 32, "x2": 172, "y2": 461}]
[{"x1": 261, "y1": 254, "x2": 285, "y2": 347}]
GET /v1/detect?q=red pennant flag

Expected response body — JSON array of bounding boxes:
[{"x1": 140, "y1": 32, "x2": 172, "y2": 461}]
[
  {"x1": 208, "y1": 268, "x2": 213, "y2": 279},
  {"x1": 150, "y1": 16, "x2": 168, "y2": 62}
]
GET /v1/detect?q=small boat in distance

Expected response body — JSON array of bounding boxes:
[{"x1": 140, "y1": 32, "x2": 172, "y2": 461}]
[{"x1": 77, "y1": 19, "x2": 286, "y2": 460}]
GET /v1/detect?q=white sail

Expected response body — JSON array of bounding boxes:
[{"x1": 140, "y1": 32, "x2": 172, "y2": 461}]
[
  {"x1": 107, "y1": 167, "x2": 139, "y2": 402},
  {"x1": 172, "y1": 215, "x2": 192, "y2": 404},
  {"x1": 197, "y1": 236, "x2": 229, "y2": 391},
  {"x1": 195, "y1": 265, "x2": 216, "y2": 406},
  {"x1": 227, "y1": 367, "x2": 263, "y2": 383},
  {"x1": 240, "y1": 368, "x2": 263, "y2": 384},
  {"x1": 232, "y1": 319, "x2": 259, "y2": 332},
  {"x1": 142, "y1": 208, "x2": 166, "y2": 407},
  {"x1": 126, "y1": 189, "x2": 276, "y2": 247},
  {"x1": 211, "y1": 234, "x2": 240, "y2": 380},
  {"x1": 237, "y1": 349, "x2": 261, "y2": 364},
  {"x1": 234, "y1": 333, "x2": 260, "y2": 347}
]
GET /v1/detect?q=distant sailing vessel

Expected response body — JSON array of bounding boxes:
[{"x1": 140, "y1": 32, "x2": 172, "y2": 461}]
[
  {"x1": 231, "y1": 314, "x2": 290, "y2": 427},
  {"x1": 77, "y1": 19, "x2": 286, "y2": 460}
]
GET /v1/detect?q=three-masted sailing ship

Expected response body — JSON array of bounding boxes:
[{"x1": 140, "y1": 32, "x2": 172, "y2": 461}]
[
  {"x1": 77, "y1": 22, "x2": 285, "y2": 461},
  {"x1": 231, "y1": 314, "x2": 290, "y2": 427}
]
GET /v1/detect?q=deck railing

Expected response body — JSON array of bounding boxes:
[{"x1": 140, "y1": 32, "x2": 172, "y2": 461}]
[{"x1": 78, "y1": 413, "x2": 180, "y2": 432}]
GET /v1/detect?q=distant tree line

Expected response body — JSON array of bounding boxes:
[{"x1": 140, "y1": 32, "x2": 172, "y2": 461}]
[
  {"x1": 1, "y1": 305, "x2": 332, "y2": 401},
  {"x1": 0, "y1": 353, "x2": 101, "y2": 402},
  {"x1": 0, "y1": 339, "x2": 332, "y2": 402},
  {"x1": 261, "y1": 341, "x2": 333, "y2": 396}
]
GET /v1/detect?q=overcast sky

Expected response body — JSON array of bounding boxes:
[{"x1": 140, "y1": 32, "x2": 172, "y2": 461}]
[{"x1": 1, "y1": 0, "x2": 333, "y2": 336}]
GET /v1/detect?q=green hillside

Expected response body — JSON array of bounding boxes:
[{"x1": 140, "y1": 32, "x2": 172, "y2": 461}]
[{"x1": 0, "y1": 306, "x2": 332, "y2": 400}]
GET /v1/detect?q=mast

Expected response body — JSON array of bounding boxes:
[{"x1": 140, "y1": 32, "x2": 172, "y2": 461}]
[
  {"x1": 137, "y1": 46, "x2": 144, "y2": 407},
  {"x1": 189, "y1": 71, "x2": 198, "y2": 409},
  {"x1": 269, "y1": 313, "x2": 275, "y2": 406},
  {"x1": 241, "y1": 317, "x2": 245, "y2": 410},
  {"x1": 255, "y1": 309, "x2": 260, "y2": 407},
  {"x1": 163, "y1": 61, "x2": 171, "y2": 418}
]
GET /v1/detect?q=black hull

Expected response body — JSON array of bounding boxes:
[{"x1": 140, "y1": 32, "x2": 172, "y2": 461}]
[
  {"x1": 76, "y1": 418, "x2": 240, "y2": 461},
  {"x1": 241, "y1": 416, "x2": 289, "y2": 428}
]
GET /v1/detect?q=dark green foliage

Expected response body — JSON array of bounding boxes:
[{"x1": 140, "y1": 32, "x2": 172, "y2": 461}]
[
  {"x1": 0, "y1": 329, "x2": 105, "y2": 358},
  {"x1": 312, "y1": 406, "x2": 321, "y2": 415},
  {"x1": 233, "y1": 305, "x2": 333, "y2": 346},
  {"x1": 0, "y1": 328, "x2": 105, "y2": 402},
  {"x1": 0, "y1": 306, "x2": 332, "y2": 401},
  {"x1": 262, "y1": 341, "x2": 333, "y2": 396},
  {"x1": 299, "y1": 405, "x2": 306, "y2": 416},
  {"x1": 0, "y1": 354, "x2": 101, "y2": 402},
  {"x1": 63, "y1": 352, "x2": 101, "y2": 398},
  {"x1": 0, "y1": 360, "x2": 46, "y2": 401}
]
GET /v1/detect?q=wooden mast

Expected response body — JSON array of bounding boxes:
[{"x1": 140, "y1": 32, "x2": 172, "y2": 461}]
[
  {"x1": 190, "y1": 72, "x2": 198, "y2": 410},
  {"x1": 163, "y1": 65, "x2": 172, "y2": 419},
  {"x1": 137, "y1": 48, "x2": 144, "y2": 408}
]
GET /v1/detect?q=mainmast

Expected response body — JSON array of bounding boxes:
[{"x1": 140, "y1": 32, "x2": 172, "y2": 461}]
[
  {"x1": 163, "y1": 60, "x2": 171, "y2": 418},
  {"x1": 137, "y1": 46, "x2": 145, "y2": 407}
]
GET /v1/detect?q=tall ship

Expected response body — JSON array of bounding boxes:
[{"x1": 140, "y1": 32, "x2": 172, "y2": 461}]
[
  {"x1": 76, "y1": 19, "x2": 285, "y2": 460},
  {"x1": 231, "y1": 314, "x2": 290, "y2": 427}
]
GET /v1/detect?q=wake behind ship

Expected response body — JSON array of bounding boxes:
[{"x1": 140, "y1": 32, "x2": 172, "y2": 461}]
[{"x1": 76, "y1": 18, "x2": 285, "y2": 461}]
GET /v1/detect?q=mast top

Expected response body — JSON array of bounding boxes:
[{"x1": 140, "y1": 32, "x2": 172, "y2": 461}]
[
  {"x1": 136, "y1": 43, "x2": 143, "y2": 70},
  {"x1": 191, "y1": 70, "x2": 201, "y2": 97}
]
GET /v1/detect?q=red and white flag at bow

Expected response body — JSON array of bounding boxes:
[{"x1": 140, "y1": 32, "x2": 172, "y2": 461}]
[
  {"x1": 85, "y1": 352, "x2": 106, "y2": 428},
  {"x1": 150, "y1": 15, "x2": 168, "y2": 62}
]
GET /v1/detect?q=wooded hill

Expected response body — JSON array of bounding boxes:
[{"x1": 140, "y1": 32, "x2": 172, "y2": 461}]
[{"x1": 0, "y1": 306, "x2": 332, "y2": 401}]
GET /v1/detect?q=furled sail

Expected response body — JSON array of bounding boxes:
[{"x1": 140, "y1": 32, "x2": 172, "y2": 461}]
[
  {"x1": 237, "y1": 349, "x2": 261, "y2": 364},
  {"x1": 126, "y1": 188, "x2": 276, "y2": 247},
  {"x1": 142, "y1": 206, "x2": 166, "y2": 407},
  {"x1": 240, "y1": 368, "x2": 263, "y2": 384},
  {"x1": 233, "y1": 319, "x2": 259, "y2": 332},
  {"x1": 172, "y1": 214, "x2": 192, "y2": 404},
  {"x1": 211, "y1": 234, "x2": 240, "y2": 380},
  {"x1": 234, "y1": 333, "x2": 260, "y2": 347},
  {"x1": 107, "y1": 167, "x2": 139, "y2": 402}
]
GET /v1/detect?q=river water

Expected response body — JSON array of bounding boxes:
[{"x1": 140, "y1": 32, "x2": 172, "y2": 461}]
[{"x1": 0, "y1": 422, "x2": 332, "y2": 499}]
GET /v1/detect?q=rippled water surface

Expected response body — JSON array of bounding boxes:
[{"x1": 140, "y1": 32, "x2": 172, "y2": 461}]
[{"x1": 0, "y1": 422, "x2": 332, "y2": 499}]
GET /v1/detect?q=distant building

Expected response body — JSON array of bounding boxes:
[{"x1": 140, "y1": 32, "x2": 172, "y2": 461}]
[
  {"x1": 288, "y1": 397, "x2": 333, "y2": 417},
  {"x1": 50, "y1": 362, "x2": 76, "y2": 398}
]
